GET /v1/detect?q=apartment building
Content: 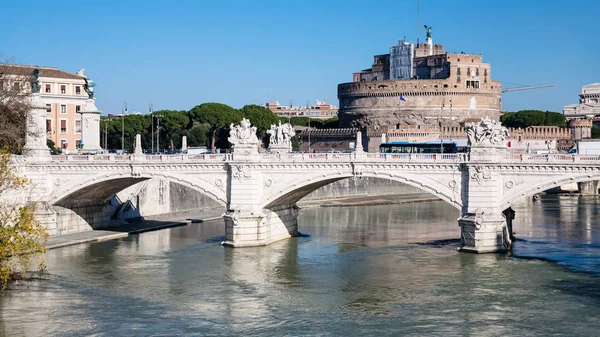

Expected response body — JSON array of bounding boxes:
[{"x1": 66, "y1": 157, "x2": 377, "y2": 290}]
[{"x1": 1, "y1": 64, "x2": 91, "y2": 152}]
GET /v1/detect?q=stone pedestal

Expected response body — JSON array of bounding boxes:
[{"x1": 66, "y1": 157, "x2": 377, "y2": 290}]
[
  {"x1": 578, "y1": 181, "x2": 599, "y2": 195},
  {"x1": 132, "y1": 134, "x2": 145, "y2": 161},
  {"x1": 268, "y1": 144, "x2": 291, "y2": 154},
  {"x1": 80, "y1": 99, "x2": 102, "y2": 153},
  {"x1": 232, "y1": 144, "x2": 260, "y2": 161},
  {"x1": 181, "y1": 135, "x2": 187, "y2": 152},
  {"x1": 23, "y1": 93, "x2": 51, "y2": 161}
]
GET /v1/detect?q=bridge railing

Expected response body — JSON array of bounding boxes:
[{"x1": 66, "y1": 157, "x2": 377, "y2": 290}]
[
  {"x1": 364, "y1": 153, "x2": 466, "y2": 162},
  {"x1": 502, "y1": 153, "x2": 600, "y2": 163},
  {"x1": 50, "y1": 153, "x2": 232, "y2": 162},
  {"x1": 259, "y1": 152, "x2": 466, "y2": 162}
]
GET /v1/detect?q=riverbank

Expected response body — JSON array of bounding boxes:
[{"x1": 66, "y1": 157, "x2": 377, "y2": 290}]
[
  {"x1": 46, "y1": 210, "x2": 223, "y2": 250},
  {"x1": 46, "y1": 193, "x2": 439, "y2": 250}
]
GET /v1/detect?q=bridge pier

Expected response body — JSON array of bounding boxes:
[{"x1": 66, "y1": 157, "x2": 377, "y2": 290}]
[
  {"x1": 459, "y1": 118, "x2": 513, "y2": 253},
  {"x1": 458, "y1": 212, "x2": 512, "y2": 253},
  {"x1": 577, "y1": 181, "x2": 599, "y2": 195},
  {"x1": 222, "y1": 205, "x2": 299, "y2": 247}
]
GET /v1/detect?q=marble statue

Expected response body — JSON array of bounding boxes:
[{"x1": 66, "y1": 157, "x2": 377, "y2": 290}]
[
  {"x1": 466, "y1": 117, "x2": 509, "y2": 147},
  {"x1": 267, "y1": 121, "x2": 295, "y2": 147},
  {"x1": 228, "y1": 118, "x2": 258, "y2": 146}
]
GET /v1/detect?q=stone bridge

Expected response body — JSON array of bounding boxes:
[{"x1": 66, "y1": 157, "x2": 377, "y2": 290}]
[{"x1": 12, "y1": 104, "x2": 600, "y2": 253}]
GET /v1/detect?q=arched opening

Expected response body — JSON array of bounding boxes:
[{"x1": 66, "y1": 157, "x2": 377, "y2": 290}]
[
  {"x1": 52, "y1": 176, "x2": 227, "y2": 236},
  {"x1": 256, "y1": 174, "x2": 462, "y2": 244}
]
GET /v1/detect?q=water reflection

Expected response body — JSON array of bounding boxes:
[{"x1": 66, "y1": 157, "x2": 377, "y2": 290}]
[{"x1": 1, "y1": 199, "x2": 600, "y2": 336}]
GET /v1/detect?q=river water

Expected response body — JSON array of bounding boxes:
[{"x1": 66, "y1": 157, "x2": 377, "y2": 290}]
[{"x1": 2, "y1": 195, "x2": 600, "y2": 336}]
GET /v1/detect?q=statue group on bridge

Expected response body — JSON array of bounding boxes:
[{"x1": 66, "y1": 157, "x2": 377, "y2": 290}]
[
  {"x1": 228, "y1": 118, "x2": 259, "y2": 146},
  {"x1": 466, "y1": 117, "x2": 509, "y2": 147},
  {"x1": 267, "y1": 121, "x2": 295, "y2": 147}
]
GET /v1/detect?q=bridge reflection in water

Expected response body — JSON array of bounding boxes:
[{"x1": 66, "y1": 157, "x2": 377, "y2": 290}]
[{"x1": 2, "y1": 198, "x2": 600, "y2": 335}]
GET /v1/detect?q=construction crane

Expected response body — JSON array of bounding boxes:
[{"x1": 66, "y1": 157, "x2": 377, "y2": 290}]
[{"x1": 501, "y1": 83, "x2": 555, "y2": 93}]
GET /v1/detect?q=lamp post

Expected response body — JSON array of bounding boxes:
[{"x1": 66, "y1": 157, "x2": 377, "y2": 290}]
[
  {"x1": 156, "y1": 114, "x2": 163, "y2": 154},
  {"x1": 149, "y1": 103, "x2": 154, "y2": 153},
  {"x1": 121, "y1": 102, "x2": 127, "y2": 153},
  {"x1": 308, "y1": 117, "x2": 311, "y2": 153},
  {"x1": 79, "y1": 107, "x2": 83, "y2": 153},
  {"x1": 104, "y1": 118, "x2": 108, "y2": 151}
]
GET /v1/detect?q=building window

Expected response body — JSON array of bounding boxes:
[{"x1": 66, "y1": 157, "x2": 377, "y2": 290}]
[
  {"x1": 75, "y1": 120, "x2": 81, "y2": 133},
  {"x1": 457, "y1": 58, "x2": 460, "y2": 62},
  {"x1": 46, "y1": 119, "x2": 52, "y2": 133},
  {"x1": 13, "y1": 82, "x2": 19, "y2": 91},
  {"x1": 60, "y1": 85, "x2": 66, "y2": 94},
  {"x1": 484, "y1": 69, "x2": 488, "y2": 77},
  {"x1": 60, "y1": 105, "x2": 67, "y2": 114},
  {"x1": 45, "y1": 84, "x2": 51, "y2": 93},
  {"x1": 76, "y1": 140, "x2": 81, "y2": 149},
  {"x1": 46, "y1": 104, "x2": 52, "y2": 112},
  {"x1": 75, "y1": 86, "x2": 81, "y2": 95},
  {"x1": 457, "y1": 68, "x2": 461, "y2": 75},
  {"x1": 457, "y1": 77, "x2": 461, "y2": 83},
  {"x1": 476, "y1": 68, "x2": 479, "y2": 76},
  {"x1": 60, "y1": 120, "x2": 67, "y2": 133},
  {"x1": 467, "y1": 68, "x2": 471, "y2": 76},
  {"x1": 60, "y1": 140, "x2": 68, "y2": 149},
  {"x1": 76, "y1": 105, "x2": 81, "y2": 113}
]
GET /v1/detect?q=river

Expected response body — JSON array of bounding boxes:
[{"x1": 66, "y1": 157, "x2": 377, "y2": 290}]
[{"x1": 1, "y1": 195, "x2": 600, "y2": 336}]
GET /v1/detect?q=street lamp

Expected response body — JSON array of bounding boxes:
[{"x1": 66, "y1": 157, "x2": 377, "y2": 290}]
[
  {"x1": 121, "y1": 102, "x2": 127, "y2": 153},
  {"x1": 308, "y1": 118, "x2": 311, "y2": 153},
  {"x1": 156, "y1": 114, "x2": 163, "y2": 154},
  {"x1": 149, "y1": 103, "x2": 154, "y2": 153}
]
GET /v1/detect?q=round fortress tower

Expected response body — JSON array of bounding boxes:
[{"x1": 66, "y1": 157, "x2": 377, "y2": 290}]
[{"x1": 337, "y1": 36, "x2": 502, "y2": 128}]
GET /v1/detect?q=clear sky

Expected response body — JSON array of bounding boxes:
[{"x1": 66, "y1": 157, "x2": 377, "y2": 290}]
[{"x1": 1, "y1": 0, "x2": 598, "y2": 115}]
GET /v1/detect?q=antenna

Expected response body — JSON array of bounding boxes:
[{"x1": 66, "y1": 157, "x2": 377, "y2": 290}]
[{"x1": 416, "y1": 0, "x2": 420, "y2": 45}]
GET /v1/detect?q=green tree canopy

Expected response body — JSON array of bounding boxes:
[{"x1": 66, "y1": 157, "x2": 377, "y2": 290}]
[
  {"x1": 189, "y1": 103, "x2": 242, "y2": 150},
  {"x1": 155, "y1": 110, "x2": 189, "y2": 150},
  {"x1": 239, "y1": 104, "x2": 280, "y2": 135},
  {"x1": 500, "y1": 110, "x2": 566, "y2": 128}
]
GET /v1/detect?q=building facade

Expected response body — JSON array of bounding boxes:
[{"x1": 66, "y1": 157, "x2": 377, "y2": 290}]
[
  {"x1": 264, "y1": 99, "x2": 338, "y2": 120},
  {"x1": 339, "y1": 35, "x2": 501, "y2": 128},
  {"x1": 1, "y1": 64, "x2": 91, "y2": 152},
  {"x1": 563, "y1": 83, "x2": 600, "y2": 120}
]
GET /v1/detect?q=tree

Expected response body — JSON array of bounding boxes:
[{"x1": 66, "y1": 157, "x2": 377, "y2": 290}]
[
  {"x1": 189, "y1": 103, "x2": 242, "y2": 150},
  {"x1": 592, "y1": 126, "x2": 600, "y2": 139},
  {"x1": 0, "y1": 63, "x2": 31, "y2": 154},
  {"x1": 0, "y1": 149, "x2": 48, "y2": 291},
  {"x1": 155, "y1": 110, "x2": 189, "y2": 150},
  {"x1": 47, "y1": 139, "x2": 60, "y2": 155},
  {"x1": 239, "y1": 104, "x2": 279, "y2": 134},
  {"x1": 500, "y1": 110, "x2": 566, "y2": 128},
  {"x1": 239, "y1": 104, "x2": 280, "y2": 147}
]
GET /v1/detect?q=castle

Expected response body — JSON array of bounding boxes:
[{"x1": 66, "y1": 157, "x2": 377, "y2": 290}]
[{"x1": 337, "y1": 31, "x2": 501, "y2": 128}]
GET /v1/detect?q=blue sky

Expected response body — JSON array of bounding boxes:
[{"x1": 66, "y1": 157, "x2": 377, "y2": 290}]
[{"x1": 1, "y1": 0, "x2": 598, "y2": 115}]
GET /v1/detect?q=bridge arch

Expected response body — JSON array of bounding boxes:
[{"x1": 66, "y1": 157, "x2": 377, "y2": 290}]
[
  {"x1": 51, "y1": 172, "x2": 228, "y2": 207},
  {"x1": 501, "y1": 173, "x2": 600, "y2": 208},
  {"x1": 261, "y1": 171, "x2": 463, "y2": 211}
]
